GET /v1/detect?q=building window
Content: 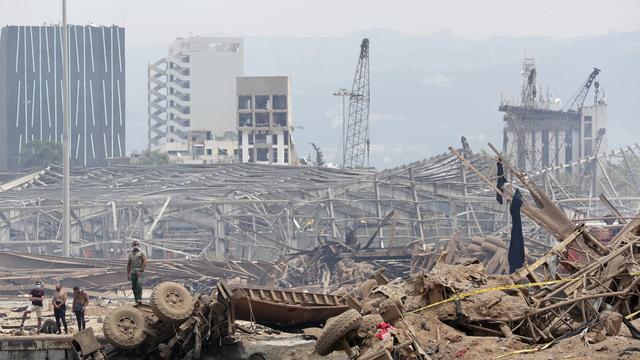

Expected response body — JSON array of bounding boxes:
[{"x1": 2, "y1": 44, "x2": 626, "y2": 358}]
[
  {"x1": 218, "y1": 149, "x2": 228, "y2": 156},
  {"x1": 238, "y1": 131, "x2": 243, "y2": 145},
  {"x1": 565, "y1": 130, "x2": 573, "y2": 162},
  {"x1": 541, "y1": 131, "x2": 549, "y2": 167},
  {"x1": 274, "y1": 113, "x2": 287, "y2": 127},
  {"x1": 284, "y1": 149, "x2": 289, "y2": 163},
  {"x1": 584, "y1": 116, "x2": 593, "y2": 137},
  {"x1": 206, "y1": 149, "x2": 213, "y2": 156},
  {"x1": 257, "y1": 148, "x2": 268, "y2": 161},
  {"x1": 255, "y1": 113, "x2": 269, "y2": 127},
  {"x1": 239, "y1": 113, "x2": 252, "y2": 127},
  {"x1": 239, "y1": 96, "x2": 252, "y2": 110},
  {"x1": 255, "y1": 134, "x2": 267, "y2": 144},
  {"x1": 272, "y1": 149, "x2": 278, "y2": 163},
  {"x1": 255, "y1": 95, "x2": 270, "y2": 109},
  {"x1": 284, "y1": 130, "x2": 289, "y2": 145},
  {"x1": 272, "y1": 135, "x2": 278, "y2": 145},
  {"x1": 273, "y1": 95, "x2": 287, "y2": 109},
  {"x1": 248, "y1": 134, "x2": 254, "y2": 145}
]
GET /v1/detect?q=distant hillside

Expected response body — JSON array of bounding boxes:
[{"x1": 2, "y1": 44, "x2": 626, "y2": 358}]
[{"x1": 125, "y1": 31, "x2": 640, "y2": 168}]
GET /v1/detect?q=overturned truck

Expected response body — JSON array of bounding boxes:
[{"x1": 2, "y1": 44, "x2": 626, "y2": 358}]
[{"x1": 99, "y1": 281, "x2": 349, "y2": 359}]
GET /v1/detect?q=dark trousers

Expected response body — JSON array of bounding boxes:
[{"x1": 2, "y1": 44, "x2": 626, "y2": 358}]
[
  {"x1": 131, "y1": 272, "x2": 143, "y2": 302},
  {"x1": 54, "y1": 306, "x2": 68, "y2": 333},
  {"x1": 74, "y1": 310, "x2": 86, "y2": 330}
]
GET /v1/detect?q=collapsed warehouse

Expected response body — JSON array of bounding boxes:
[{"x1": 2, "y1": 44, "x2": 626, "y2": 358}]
[{"x1": 0, "y1": 138, "x2": 640, "y2": 358}]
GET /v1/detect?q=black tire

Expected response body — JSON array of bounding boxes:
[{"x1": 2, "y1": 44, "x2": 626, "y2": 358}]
[
  {"x1": 92, "y1": 350, "x2": 107, "y2": 360},
  {"x1": 357, "y1": 313, "x2": 383, "y2": 339},
  {"x1": 103, "y1": 306, "x2": 147, "y2": 349},
  {"x1": 315, "y1": 309, "x2": 362, "y2": 356},
  {"x1": 40, "y1": 319, "x2": 58, "y2": 334},
  {"x1": 150, "y1": 282, "x2": 194, "y2": 324},
  {"x1": 358, "y1": 279, "x2": 378, "y2": 298}
]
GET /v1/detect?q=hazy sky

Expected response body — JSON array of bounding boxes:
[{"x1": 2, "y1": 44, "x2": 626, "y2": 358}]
[{"x1": 1, "y1": 0, "x2": 639, "y2": 43}]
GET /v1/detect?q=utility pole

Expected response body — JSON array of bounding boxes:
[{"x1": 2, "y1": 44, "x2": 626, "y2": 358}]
[
  {"x1": 62, "y1": 0, "x2": 71, "y2": 257},
  {"x1": 333, "y1": 88, "x2": 352, "y2": 167}
]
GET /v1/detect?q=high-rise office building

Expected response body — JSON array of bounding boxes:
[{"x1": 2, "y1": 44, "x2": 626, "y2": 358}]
[{"x1": 0, "y1": 25, "x2": 126, "y2": 170}]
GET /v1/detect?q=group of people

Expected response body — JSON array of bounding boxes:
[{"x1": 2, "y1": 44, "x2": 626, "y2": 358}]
[
  {"x1": 19, "y1": 240, "x2": 147, "y2": 334},
  {"x1": 19, "y1": 282, "x2": 89, "y2": 334}
]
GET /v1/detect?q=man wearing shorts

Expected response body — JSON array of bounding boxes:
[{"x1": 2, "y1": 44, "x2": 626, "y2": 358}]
[{"x1": 20, "y1": 281, "x2": 45, "y2": 331}]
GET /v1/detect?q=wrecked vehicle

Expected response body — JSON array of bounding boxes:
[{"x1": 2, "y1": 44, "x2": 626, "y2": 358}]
[{"x1": 99, "y1": 281, "x2": 350, "y2": 359}]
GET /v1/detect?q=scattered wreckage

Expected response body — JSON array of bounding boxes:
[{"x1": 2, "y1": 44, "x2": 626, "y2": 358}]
[{"x1": 95, "y1": 281, "x2": 349, "y2": 359}]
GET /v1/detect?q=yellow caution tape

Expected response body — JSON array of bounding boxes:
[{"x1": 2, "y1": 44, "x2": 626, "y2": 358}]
[
  {"x1": 409, "y1": 271, "x2": 640, "y2": 314},
  {"x1": 625, "y1": 308, "x2": 640, "y2": 320},
  {"x1": 493, "y1": 341, "x2": 554, "y2": 359},
  {"x1": 406, "y1": 271, "x2": 640, "y2": 358}
]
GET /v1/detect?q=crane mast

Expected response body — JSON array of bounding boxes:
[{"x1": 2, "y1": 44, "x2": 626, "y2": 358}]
[{"x1": 343, "y1": 39, "x2": 371, "y2": 170}]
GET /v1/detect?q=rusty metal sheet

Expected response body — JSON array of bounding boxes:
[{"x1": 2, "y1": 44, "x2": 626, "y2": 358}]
[{"x1": 230, "y1": 286, "x2": 349, "y2": 327}]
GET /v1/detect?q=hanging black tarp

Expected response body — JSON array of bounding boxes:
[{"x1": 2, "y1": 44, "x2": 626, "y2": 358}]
[{"x1": 508, "y1": 189, "x2": 525, "y2": 273}]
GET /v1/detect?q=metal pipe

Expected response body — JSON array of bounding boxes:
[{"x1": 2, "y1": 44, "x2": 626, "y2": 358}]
[{"x1": 61, "y1": 0, "x2": 70, "y2": 257}]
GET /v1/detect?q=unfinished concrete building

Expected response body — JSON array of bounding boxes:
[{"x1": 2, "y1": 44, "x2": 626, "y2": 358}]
[
  {"x1": 237, "y1": 76, "x2": 296, "y2": 165},
  {"x1": 500, "y1": 59, "x2": 606, "y2": 174}
]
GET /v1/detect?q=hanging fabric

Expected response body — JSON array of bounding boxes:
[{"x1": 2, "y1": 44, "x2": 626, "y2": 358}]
[{"x1": 508, "y1": 189, "x2": 525, "y2": 273}]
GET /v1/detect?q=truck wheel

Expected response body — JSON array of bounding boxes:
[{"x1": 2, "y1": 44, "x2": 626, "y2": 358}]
[
  {"x1": 315, "y1": 309, "x2": 362, "y2": 355},
  {"x1": 103, "y1": 306, "x2": 147, "y2": 349},
  {"x1": 357, "y1": 313, "x2": 384, "y2": 339},
  {"x1": 150, "y1": 282, "x2": 194, "y2": 324}
]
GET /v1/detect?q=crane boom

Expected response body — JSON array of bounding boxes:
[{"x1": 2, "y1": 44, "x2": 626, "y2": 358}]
[{"x1": 564, "y1": 67, "x2": 601, "y2": 112}]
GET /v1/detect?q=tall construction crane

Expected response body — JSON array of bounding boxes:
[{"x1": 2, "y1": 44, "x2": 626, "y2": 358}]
[
  {"x1": 564, "y1": 67, "x2": 601, "y2": 112},
  {"x1": 343, "y1": 39, "x2": 371, "y2": 170}
]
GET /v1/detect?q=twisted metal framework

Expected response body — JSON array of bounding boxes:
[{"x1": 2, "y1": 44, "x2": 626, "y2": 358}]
[
  {"x1": 147, "y1": 58, "x2": 168, "y2": 149},
  {"x1": 343, "y1": 39, "x2": 370, "y2": 170},
  {"x1": 0, "y1": 143, "x2": 637, "y2": 263}
]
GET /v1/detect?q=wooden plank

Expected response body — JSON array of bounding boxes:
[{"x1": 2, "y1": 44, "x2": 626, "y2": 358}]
[{"x1": 511, "y1": 224, "x2": 584, "y2": 282}]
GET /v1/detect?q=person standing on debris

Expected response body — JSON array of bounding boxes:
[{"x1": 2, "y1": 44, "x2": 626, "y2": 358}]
[
  {"x1": 127, "y1": 240, "x2": 147, "y2": 303},
  {"x1": 72, "y1": 286, "x2": 89, "y2": 331},
  {"x1": 52, "y1": 284, "x2": 68, "y2": 334},
  {"x1": 19, "y1": 281, "x2": 45, "y2": 331}
]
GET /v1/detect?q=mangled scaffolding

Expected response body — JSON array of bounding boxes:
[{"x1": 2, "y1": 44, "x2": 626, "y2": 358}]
[{"x1": 0, "y1": 143, "x2": 638, "y2": 270}]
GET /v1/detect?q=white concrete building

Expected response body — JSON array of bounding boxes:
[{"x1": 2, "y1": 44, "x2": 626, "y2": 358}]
[
  {"x1": 148, "y1": 37, "x2": 243, "y2": 150},
  {"x1": 237, "y1": 76, "x2": 296, "y2": 165}
]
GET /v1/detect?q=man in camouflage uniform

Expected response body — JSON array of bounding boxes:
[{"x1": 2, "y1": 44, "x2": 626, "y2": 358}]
[{"x1": 127, "y1": 240, "x2": 147, "y2": 303}]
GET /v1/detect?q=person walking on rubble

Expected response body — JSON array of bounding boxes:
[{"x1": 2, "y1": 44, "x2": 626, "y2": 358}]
[
  {"x1": 19, "y1": 281, "x2": 45, "y2": 331},
  {"x1": 72, "y1": 286, "x2": 89, "y2": 331},
  {"x1": 52, "y1": 284, "x2": 68, "y2": 334},
  {"x1": 127, "y1": 240, "x2": 147, "y2": 303}
]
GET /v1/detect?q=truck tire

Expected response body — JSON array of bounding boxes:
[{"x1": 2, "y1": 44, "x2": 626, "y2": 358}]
[
  {"x1": 358, "y1": 279, "x2": 378, "y2": 298},
  {"x1": 103, "y1": 306, "x2": 147, "y2": 349},
  {"x1": 315, "y1": 309, "x2": 362, "y2": 356},
  {"x1": 357, "y1": 313, "x2": 384, "y2": 339},
  {"x1": 150, "y1": 282, "x2": 194, "y2": 324}
]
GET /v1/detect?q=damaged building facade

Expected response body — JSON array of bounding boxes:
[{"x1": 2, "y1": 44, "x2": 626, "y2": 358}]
[
  {"x1": 147, "y1": 36, "x2": 243, "y2": 162},
  {"x1": 237, "y1": 76, "x2": 296, "y2": 165},
  {"x1": 500, "y1": 59, "x2": 607, "y2": 173}
]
